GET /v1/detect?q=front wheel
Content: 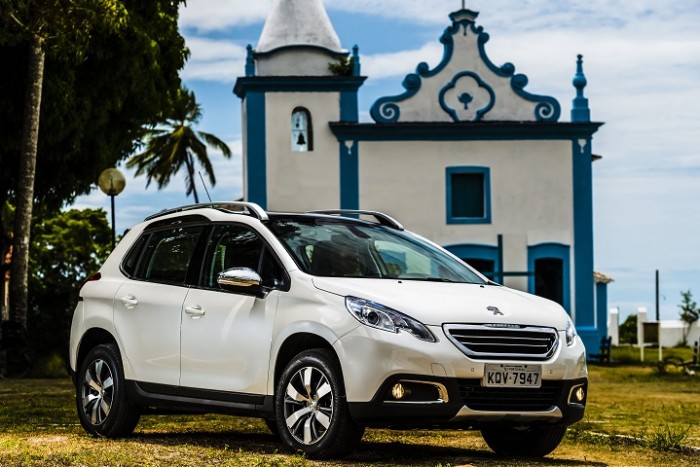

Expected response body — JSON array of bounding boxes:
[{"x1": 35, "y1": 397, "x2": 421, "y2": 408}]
[
  {"x1": 481, "y1": 425, "x2": 567, "y2": 457},
  {"x1": 76, "y1": 344, "x2": 140, "y2": 437},
  {"x1": 274, "y1": 349, "x2": 364, "y2": 459}
]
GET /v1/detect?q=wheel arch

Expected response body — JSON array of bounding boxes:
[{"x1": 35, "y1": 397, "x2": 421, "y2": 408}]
[
  {"x1": 76, "y1": 328, "x2": 119, "y2": 378},
  {"x1": 273, "y1": 332, "x2": 337, "y2": 390}
]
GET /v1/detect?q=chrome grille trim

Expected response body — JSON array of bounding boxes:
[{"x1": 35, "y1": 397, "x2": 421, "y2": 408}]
[{"x1": 443, "y1": 324, "x2": 559, "y2": 361}]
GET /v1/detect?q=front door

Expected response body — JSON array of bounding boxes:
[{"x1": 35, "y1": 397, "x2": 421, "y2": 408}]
[{"x1": 179, "y1": 224, "x2": 280, "y2": 394}]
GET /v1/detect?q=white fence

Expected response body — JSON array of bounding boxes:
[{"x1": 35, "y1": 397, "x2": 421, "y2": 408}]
[{"x1": 608, "y1": 306, "x2": 700, "y2": 347}]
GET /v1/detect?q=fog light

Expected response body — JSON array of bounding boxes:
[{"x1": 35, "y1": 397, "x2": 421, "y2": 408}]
[
  {"x1": 569, "y1": 386, "x2": 586, "y2": 404},
  {"x1": 391, "y1": 383, "x2": 406, "y2": 400}
]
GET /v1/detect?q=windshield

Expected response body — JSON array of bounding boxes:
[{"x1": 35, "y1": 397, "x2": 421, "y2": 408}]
[{"x1": 267, "y1": 217, "x2": 486, "y2": 284}]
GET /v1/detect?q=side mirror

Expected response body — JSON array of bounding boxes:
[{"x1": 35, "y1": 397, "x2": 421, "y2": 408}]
[{"x1": 217, "y1": 267, "x2": 267, "y2": 298}]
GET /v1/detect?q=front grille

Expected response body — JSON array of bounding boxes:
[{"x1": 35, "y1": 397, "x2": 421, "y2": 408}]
[
  {"x1": 444, "y1": 324, "x2": 558, "y2": 361},
  {"x1": 458, "y1": 379, "x2": 561, "y2": 411}
]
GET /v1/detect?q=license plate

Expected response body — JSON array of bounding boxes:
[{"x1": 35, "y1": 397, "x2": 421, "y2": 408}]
[{"x1": 482, "y1": 364, "x2": 542, "y2": 388}]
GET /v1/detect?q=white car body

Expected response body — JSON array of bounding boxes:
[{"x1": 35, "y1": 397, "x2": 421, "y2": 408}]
[{"x1": 69, "y1": 203, "x2": 588, "y2": 458}]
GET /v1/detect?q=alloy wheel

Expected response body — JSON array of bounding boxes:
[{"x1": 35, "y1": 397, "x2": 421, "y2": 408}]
[
  {"x1": 283, "y1": 366, "x2": 334, "y2": 445},
  {"x1": 81, "y1": 359, "x2": 114, "y2": 425}
]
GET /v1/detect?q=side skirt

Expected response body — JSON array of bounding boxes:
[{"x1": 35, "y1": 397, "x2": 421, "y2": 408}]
[{"x1": 126, "y1": 381, "x2": 274, "y2": 419}]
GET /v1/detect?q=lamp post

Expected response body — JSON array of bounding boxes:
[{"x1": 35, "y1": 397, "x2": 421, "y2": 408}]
[{"x1": 98, "y1": 168, "x2": 126, "y2": 250}]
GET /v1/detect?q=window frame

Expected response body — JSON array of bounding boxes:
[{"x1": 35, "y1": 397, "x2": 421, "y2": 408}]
[
  {"x1": 445, "y1": 166, "x2": 492, "y2": 224},
  {"x1": 291, "y1": 107, "x2": 313, "y2": 152}
]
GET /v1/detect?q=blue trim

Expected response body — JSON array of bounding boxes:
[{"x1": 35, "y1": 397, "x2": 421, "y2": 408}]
[
  {"x1": 339, "y1": 79, "x2": 361, "y2": 209},
  {"x1": 528, "y1": 243, "x2": 571, "y2": 314},
  {"x1": 329, "y1": 121, "x2": 602, "y2": 142},
  {"x1": 571, "y1": 54, "x2": 591, "y2": 123},
  {"x1": 254, "y1": 44, "x2": 348, "y2": 60},
  {"x1": 339, "y1": 141, "x2": 359, "y2": 210},
  {"x1": 234, "y1": 76, "x2": 366, "y2": 98},
  {"x1": 245, "y1": 45, "x2": 255, "y2": 77},
  {"x1": 445, "y1": 166, "x2": 491, "y2": 224},
  {"x1": 369, "y1": 9, "x2": 561, "y2": 123},
  {"x1": 497, "y1": 234, "x2": 504, "y2": 284},
  {"x1": 369, "y1": 73, "x2": 423, "y2": 123},
  {"x1": 245, "y1": 92, "x2": 267, "y2": 208},
  {"x1": 572, "y1": 139, "x2": 595, "y2": 327},
  {"x1": 352, "y1": 45, "x2": 361, "y2": 76},
  {"x1": 510, "y1": 74, "x2": 561, "y2": 122},
  {"x1": 596, "y1": 282, "x2": 609, "y2": 340},
  {"x1": 439, "y1": 71, "x2": 495, "y2": 122},
  {"x1": 369, "y1": 22, "x2": 457, "y2": 123}
]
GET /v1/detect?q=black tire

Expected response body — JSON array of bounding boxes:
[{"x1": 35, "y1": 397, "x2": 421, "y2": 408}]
[
  {"x1": 481, "y1": 425, "x2": 567, "y2": 457},
  {"x1": 274, "y1": 349, "x2": 364, "y2": 459},
  {"x1": 76, "y1": 344, "x2": 140, "y2": 437},
  {"x1": 264, "y1": 418, "x2": 279, "y2": 437}
]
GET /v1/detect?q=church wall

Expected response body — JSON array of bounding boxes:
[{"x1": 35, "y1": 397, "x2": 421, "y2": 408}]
[
  {"x1": 265, "y1": 92, "x2": 342, "y2": 211},
  {"x1": 357, "y1": 138, "x2": 574, "y2": 296}
]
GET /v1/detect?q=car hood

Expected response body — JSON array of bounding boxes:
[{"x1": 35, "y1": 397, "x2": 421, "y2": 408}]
[{"x1": 311, "y1": 277, "x2": 569, "y2": 330}]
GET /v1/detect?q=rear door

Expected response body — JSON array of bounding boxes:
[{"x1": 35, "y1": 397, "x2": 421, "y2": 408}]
[{"x1": 114, "y1": 224, "x2": 204, "y2": 386}]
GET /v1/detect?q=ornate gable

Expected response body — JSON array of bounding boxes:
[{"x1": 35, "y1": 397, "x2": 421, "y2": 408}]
[{"x1": 370, "y1": 9, "x2": 560, "y2": 124}]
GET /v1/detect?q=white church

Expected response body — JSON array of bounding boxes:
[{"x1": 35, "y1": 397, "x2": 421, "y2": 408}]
[{"x1": 233, "y1": 0, "x2": 610, "y2": 355}]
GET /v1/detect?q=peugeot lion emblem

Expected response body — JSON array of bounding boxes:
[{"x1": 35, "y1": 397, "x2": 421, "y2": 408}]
[{"x1": 487, "y1": 306, "x2": 504, "y2": 316}]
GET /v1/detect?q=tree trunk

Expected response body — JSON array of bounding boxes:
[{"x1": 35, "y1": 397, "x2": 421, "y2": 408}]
[
  {"x1": 185, "y1": 154, "x2": 199, "y2": 203},
  {"x1": 9, "y1": 34, "x2": 45, "y2": 327}
]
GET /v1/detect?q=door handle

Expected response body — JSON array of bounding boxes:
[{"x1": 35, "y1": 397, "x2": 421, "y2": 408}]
[
  {"x1": 185, "y1": 305, "x2": 206, "y2": 318},
  {"x1": 120, "y1": 294, "x2": 138, "y2": 309}
]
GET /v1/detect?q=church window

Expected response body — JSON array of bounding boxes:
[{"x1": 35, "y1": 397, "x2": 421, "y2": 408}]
[
  {"x1": 446, "y1": 167, "x2": 491, "y2": 224},
  {"x1": 291, "y1": 108, "x2": 313, "y2": 152}
]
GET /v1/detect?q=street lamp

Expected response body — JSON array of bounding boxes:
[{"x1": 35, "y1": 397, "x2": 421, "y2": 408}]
[{"x1": 98, "y1": 168, "x2": 126, "y2": 250}]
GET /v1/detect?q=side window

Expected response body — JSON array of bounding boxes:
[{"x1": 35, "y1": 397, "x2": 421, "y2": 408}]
[
  {"x1": 446, "y1": 166, "x2": 491, "y2": 224},
  {"x1": 291, "y1": 107, "x2": 313, "y2": 152},
  {"x1": 134, "y1": 226, "x2": 204, "y2": 284},
  {"x1": 121, "y1": 235, "x2": 147, "y2": 277},
  {"x1": 202, "y1": 225, "x2": 264, "y2": 289}
]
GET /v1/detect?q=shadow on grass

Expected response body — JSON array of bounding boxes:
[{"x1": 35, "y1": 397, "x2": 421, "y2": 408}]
[{"x1": 127, "y1": 430, "x2": 608, "y2": 466}]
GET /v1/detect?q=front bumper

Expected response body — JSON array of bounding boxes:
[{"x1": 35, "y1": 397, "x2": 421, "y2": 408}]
[
  {"x1": 336, "y1": 323, "x2": 588, "y2": 428},
  {"x1": 348, "y1": 374, "x2": 587, "y2": 429}
]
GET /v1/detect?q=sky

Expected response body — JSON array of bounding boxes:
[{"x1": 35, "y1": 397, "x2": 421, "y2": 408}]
[{"x1": 73, "y1": 0, "x2": 700, "y2": 322}]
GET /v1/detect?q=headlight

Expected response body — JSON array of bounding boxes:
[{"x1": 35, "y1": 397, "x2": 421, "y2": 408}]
[
  {"x1": 565, "y1": 318, "x2": 577, "y2": 346},
  {"x1": 345, "y1": 296, "x2": 436, "y2": 342}
]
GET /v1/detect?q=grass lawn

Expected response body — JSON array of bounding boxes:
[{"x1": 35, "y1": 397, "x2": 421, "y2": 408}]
[{"x1": 0, "y1": 364, "x2": 698, "y2": 466}]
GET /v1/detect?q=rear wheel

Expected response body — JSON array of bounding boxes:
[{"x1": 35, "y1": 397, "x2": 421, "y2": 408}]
[
  {"x1": 481, "y1": 425, "x2": 567, "y2": 457},
  {"x1": 274, "y1": 349, "x2": 364, "y2": 459},
  {"x1": 76, "y1": 344, "x2": 140, "y2": 437}
]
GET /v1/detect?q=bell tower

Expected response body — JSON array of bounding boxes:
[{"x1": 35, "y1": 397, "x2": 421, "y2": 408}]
[{"x1": 234, "y1": 0, "x2": 365, "y2": 210}]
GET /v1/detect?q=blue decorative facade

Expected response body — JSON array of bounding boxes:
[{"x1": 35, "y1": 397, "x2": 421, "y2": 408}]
[{"x1": 234, "y1": 4, "x2": 609, "y2": 356}]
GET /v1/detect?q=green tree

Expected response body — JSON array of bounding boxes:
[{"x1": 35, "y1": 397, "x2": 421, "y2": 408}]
[
  {"x1": 28, "y1": 208, "x2": 111, "y2": 364},
  {"x1": 678, "y1": 290, "x2": 699, "y2": 346},
  {"x1": 619, "y1": 314, "x2": 638, "y2": 345},
  {"x1": 127, "y1": 86, "x2": 232, "y2": 203},
  {"x1": 0, "y1": 1, "x2": 188, "y2": 326},
  {"x1": 1, "y1": 0, "x2": 125, "y2": 327}
]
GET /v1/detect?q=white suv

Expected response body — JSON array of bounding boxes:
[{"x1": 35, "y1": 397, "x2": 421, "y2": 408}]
[{"x1": 69, "y1": 202, "x2": 587, "y2": 458}]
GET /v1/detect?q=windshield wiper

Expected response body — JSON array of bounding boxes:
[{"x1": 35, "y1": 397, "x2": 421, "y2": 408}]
[{"x1": 414, "y1": 277, "x2": 456, "y2": 283}]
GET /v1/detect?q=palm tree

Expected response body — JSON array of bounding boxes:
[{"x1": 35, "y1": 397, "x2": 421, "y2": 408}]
[{"x1": 127, "y1": 87, "x2": 231, "y2": 203}]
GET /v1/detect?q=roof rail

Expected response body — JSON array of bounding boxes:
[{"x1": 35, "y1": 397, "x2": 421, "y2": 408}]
[
  {"x1": 309, "y1": 210, "x2": 404, "y2": 231},
  {"x1": 144, "y1": 202, "x2": 269, "y2": 222}
]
